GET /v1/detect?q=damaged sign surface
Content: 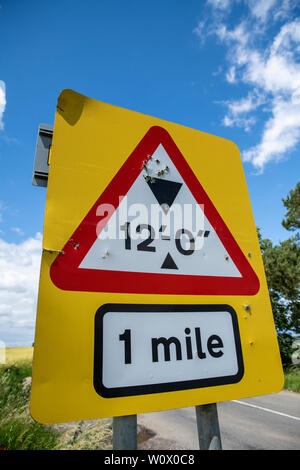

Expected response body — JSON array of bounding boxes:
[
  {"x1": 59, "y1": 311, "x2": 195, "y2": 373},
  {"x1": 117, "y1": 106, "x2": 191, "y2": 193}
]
[{"x1": 30, "y1": 89, "x2": 283, "y2": 424}]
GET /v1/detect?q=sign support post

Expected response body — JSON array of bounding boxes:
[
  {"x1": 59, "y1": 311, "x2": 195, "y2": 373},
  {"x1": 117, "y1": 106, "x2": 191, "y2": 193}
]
[
  {"x1": 195, "y1": 403, "x2": 222, "y2": 450},
  {"x1": 113, "y1": 415, "x2": 137, "y2": 450},
  {"x1": 113, "y1": 406, "x2": 222, "y2": 450}
]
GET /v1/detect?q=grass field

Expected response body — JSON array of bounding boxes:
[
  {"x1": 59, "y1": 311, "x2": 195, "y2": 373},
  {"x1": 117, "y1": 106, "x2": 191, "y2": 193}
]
[
  {"x1": 5, "y1": 347, "x2": 34, "y2": 364},
  {"x1": 0, "y1": 356, "x2": 59, "y2": 449},
  {"x1": 0, "y1": 347, "x2": 112, "y2": 450}
]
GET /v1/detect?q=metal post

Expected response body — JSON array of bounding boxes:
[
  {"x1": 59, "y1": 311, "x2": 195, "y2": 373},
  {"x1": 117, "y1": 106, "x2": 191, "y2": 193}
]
[
  {"x1": 195, "y1": 403, "x2": 222, "y2": 450},
  {"x1": 113, "y1": 415, "x2": 137, "y2": 450}
]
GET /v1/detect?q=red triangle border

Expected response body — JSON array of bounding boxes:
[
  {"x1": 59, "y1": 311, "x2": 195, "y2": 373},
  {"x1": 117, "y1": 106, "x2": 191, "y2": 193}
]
[{"x1": 50, "y1": 126, "x2": 260, "y2": 296}]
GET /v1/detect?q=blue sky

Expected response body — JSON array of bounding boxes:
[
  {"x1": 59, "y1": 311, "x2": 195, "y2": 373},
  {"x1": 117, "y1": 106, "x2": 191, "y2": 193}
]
[{"x1": 0, "y1": 0, "x2": 299, "y2": 346}]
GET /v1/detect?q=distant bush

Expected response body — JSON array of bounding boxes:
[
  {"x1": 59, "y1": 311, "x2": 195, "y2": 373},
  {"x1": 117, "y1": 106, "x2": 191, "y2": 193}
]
[{"x1": 284, "y1": 365, "x2": 300, "y2": 393}]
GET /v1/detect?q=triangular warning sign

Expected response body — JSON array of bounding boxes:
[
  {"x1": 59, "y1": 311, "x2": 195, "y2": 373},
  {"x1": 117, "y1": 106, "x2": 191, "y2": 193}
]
[{"x1": 50, "y1": 126, "x2": 259, "y2": 295}]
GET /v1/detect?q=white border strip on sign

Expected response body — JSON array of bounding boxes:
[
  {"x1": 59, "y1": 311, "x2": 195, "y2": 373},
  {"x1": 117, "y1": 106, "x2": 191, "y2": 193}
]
[{"x1": 233, "y1": 400, "x2": 300, "y2": 422}]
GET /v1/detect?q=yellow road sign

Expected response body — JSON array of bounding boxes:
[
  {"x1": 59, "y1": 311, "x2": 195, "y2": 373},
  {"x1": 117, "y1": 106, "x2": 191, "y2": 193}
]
[{"x1": 30, "y1": 89, "x2": 283, "y2": 424}]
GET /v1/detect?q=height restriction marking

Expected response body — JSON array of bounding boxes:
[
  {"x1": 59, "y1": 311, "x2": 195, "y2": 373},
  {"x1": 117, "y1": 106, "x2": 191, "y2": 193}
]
[{"x1": 50, "y1": 125, "x2": 259, "y2": 295}]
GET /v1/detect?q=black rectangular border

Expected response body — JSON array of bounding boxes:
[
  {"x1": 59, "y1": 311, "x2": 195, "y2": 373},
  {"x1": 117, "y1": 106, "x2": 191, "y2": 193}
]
[{"x1": 94, "y1": 304, "x2": 244, "y2": 398}]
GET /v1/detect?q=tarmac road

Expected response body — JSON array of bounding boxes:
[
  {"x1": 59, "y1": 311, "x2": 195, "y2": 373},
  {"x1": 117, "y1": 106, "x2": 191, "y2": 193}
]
[{"x1": 138, "y1": 390, "x2": 300, "y2": 450}]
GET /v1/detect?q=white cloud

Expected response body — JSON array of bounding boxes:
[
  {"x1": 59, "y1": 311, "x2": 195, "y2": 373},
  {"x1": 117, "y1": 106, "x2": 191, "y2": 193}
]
[
  {"x1": 207, "y1": 0, "x2": 233, "y2": 10},
  {"x1": 215, "y1": 21, "x2": 250, "y2": 47},
  {"x1": 243, "y1": 95, "x2": 300, "y2": 171},
  {"x1": 0, "y1": 81, "x2": 6, "y2": 131},
  {"x1": 195, "y1": 2, "x2": 300, "y2": 172},
  {"x1": 220, "y1": 91, "x2": 265, "y2": 131},
  {"x1": 192, "y1": 21, "x2": 206, "y2": 44},
  {"x1": 248, "y1": 0, "x2": 278, "y2": 22},
  {"x1": 10, "y1": 227, "x2": 25, "y2": 236},
  {"x1": 228, "y1": 92, "x2": 264, "y2": 115},
  {"x1": 0, "y1": 233, "x2": 42, "y2": 346},
  {"x1": 229, "y1": 20, "x2": 300, "y2": 170},
  {"x1": 243, "y1": 44, "x2": 300, "y2": 94},
  {"x1": 226, "y1": 66, "x2": 237, "y2": 83},
  {"x1": 223, "y1": 114, "x2": 256, "y2": 132}
]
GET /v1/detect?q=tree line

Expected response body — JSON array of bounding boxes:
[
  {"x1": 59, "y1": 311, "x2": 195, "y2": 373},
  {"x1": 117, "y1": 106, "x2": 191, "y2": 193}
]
[{"x1": 258, "y1": 181, "x2": 300, "y2": 367}]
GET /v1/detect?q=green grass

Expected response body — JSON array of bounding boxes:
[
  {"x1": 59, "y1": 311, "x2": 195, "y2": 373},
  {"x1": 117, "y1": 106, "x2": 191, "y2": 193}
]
[
  {"x1": 284, "y1": 366, "x2": 300, "y2": 393},
  {"x1": 0, "y1": 353, "x2": 112, "y2": 450},
  {"x1": 0, "y1": 359, "x2": 59, "y2": 450}
]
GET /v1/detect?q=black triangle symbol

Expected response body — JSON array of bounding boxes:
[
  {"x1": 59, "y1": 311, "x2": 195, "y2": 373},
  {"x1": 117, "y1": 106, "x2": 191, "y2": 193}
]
[
  {"x1": 146, "y1": 178, "x2": 182, "y2": 211},
  {"x1": 161, "y1": 252, "x2": 178, "y2": 270}
]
